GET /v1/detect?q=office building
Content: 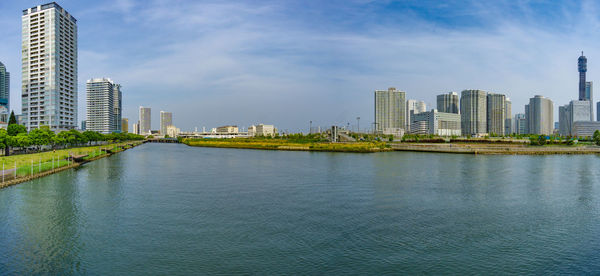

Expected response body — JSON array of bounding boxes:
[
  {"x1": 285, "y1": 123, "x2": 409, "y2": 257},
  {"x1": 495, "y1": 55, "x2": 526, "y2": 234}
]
[
  {"x1": 505, "y1": 98, "x2": 512, "y2": 135},
  {"x1": 217, "y1": 125, "x2": 238, "y2": 133},
  {"x1": 160, "y1": 111, "x2": 172, "y2": 135},
  {"x1": 559, "y1": 105, "x2": 570, "y2": 136},
  {"x1": 166, "y1": 125, "x2": 180, "y2": 137},
  {"x1": 406, "y1": 99, "x2": 426, "y2": 131},
  {"x1": 586, "y1": 82, "x2": 593, "y2": 121},
  {"x1": 486, "y1": 93, "x2": 505, "y2": 136},
  {"x1": 374, "y1": 87, "x2": 406, "y2": 134},
  {"x1": 86, "y1": 78, "x2": 120, "y2": 134},
  {"x1": 139, "y1": 107, "x2": 151, "y2": 135},
  {"x1": 437, "y1": 92, "x2": 459, "y2": 114},
  {"x1": 248, "y1": 124, "x2": 277, "y2": 137},
  {"x1": 460, "y1": 90, "x2": 487, "y2": 136},
  {"x1": 133, "y1": 121, "x2": 139, "y2": 135},
  {"x1": 572, "y1": 121, "x2": 600, "y2": 137},
  {"x1": 113, "y1": 84, "x2": 122, "y2": 132},
  {"x1": 597, "y1": 101, "x2": 600, "y2": 121},
  {"x1": 81, "y1": 120, "x2": 86, "y2": 131},
  {"x1": 0, "y1": 62, "x2": 9, "y2": 110},
  {"x1": 22, "y1": 3, "x2": 78, "y2": 131},
  {"x1": 410, "y1": 109, "x2": 461, "y2": 136},
  {"x1": 514, "y1": 113, "x2": 527, "y2": 135},
  {"x1": 122, "y1": 118, "x2": 128, "y2": 133},
  {"x1": 526, "y1": 95, "x2": 554, "y2": 135}
]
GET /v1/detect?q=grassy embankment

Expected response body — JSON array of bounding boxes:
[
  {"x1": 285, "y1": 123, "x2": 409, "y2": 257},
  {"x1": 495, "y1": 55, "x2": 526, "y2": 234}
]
[
  {"x1": 2, "y1": 142, "x2": 140, "y2": 177},
  {"x1": 182, "y1": 138, "x2": 389, "y2": 153}
]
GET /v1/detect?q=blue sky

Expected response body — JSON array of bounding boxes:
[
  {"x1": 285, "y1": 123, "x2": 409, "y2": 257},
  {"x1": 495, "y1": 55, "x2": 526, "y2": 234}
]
[{"x1": 0, "y1": 0, "x2": 598, "y2": 131}]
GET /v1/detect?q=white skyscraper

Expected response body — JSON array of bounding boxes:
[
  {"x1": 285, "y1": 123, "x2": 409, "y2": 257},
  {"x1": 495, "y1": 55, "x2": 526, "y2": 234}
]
[
  {"x1": 374, "y1": 87, "x2": 406, "y2": 134},
  {"x1": 139, "y1": 106, "x2": 151, "y2": 135},
  {"x1": 86, "y1": 78, "x2": 116, "y2": 134},
  {"x1": 22, "y1": 3, "x2": 78, "y2": 131},
  {"x1": 160, "y1": 111, "x2": 172, "y2": 135},
  {"x1": 86, "y1": 78, "x2": 121, "y2": 134},
  {"x1": 113, "y1": 84, "x2": 122, "y2": 133}
]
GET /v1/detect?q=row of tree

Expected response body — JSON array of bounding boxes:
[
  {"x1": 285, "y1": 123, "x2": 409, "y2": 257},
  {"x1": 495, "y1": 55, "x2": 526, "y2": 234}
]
[{"x1": 0, "y1": 123, "x2": 145, "y2": 155}]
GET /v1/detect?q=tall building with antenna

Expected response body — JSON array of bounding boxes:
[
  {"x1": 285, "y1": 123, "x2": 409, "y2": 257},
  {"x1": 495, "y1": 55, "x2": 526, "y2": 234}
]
[{"x1": 579, "y1": 52, "x2": 588, "y2": 101}]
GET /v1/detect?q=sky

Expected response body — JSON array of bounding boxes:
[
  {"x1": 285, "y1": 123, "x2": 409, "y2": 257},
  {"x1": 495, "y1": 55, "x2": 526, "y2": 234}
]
[{"x1": 0, "y1": 0, "x2": 599, "y2": 132}]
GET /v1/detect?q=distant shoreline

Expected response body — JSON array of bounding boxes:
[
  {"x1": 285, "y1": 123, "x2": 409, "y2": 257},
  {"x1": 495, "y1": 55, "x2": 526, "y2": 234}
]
[{"x1": 181, "y1": 138, "x2": 600, "y2": 155}]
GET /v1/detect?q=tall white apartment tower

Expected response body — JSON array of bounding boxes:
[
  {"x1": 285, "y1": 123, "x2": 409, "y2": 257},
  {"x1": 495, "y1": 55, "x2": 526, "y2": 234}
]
[
  {"x1": 113, "y1": 84, "x2": 122, "y2": 133},
  {"x1": 374, "y1": 87, "x2": 406, "y2": 134},
  {"x1": 139, "y1": 106, "x2": 151, "y2": 135},
  {"x1": 22, "y1": 3, "x2": 78, "y2": 131},
  {"x1": 160, "y1": 111, "x2": 172, "y2": 135},
  {"x1": 86, "y1": 78, "x2": 121, "y2": 134}
]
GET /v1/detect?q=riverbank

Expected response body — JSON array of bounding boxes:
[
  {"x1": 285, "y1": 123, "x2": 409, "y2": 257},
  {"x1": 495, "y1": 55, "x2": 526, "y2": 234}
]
[
  {"x1": 0, "y1": 141, "x2": 143, "y2": 189},
  {"x1": 391, "y1": 142, "x2": 600, "y2": 155},
  {"x1": 182, "y1": 138, "x2": 390, "y2": 153}
]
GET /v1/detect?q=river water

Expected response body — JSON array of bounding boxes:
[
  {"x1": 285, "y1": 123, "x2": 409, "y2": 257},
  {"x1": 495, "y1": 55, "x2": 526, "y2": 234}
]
[{"x1": 1, "y1": 143, "x2": 600, "y2": 274}]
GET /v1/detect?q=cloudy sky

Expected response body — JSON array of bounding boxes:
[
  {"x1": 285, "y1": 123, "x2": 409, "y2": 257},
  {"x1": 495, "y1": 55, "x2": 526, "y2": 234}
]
[{"x1": 0, "y1": 0, "x2": 598, "y2": 132}]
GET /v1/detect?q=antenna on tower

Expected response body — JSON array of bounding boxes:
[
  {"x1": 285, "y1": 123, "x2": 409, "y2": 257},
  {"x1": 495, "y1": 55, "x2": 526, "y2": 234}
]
[{"x1": 582, "y1": 51, "x2": 584, "y2": 56}]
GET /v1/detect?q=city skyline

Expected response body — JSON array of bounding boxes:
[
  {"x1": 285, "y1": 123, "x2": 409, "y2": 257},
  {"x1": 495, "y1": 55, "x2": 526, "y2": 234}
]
[{"x1": 3, "y1": 1, "x2": 600, "y2": 131}]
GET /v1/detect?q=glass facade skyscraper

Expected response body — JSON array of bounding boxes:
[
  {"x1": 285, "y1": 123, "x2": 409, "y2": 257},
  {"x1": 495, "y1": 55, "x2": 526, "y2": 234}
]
[{"x1": 0, "y1": 62, "x2": 9, "y2": 111}]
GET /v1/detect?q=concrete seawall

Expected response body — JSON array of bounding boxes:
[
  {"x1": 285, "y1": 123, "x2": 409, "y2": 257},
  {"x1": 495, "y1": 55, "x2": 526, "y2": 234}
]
[{"x1": 0, "y1": 142, "x2": 142, "y2": 190}]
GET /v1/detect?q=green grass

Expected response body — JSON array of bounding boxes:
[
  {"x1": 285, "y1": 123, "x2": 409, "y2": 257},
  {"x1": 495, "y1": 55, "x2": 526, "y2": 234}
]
[{"x1": 16, "y1": 160, "x2": 70, "y2": 177}]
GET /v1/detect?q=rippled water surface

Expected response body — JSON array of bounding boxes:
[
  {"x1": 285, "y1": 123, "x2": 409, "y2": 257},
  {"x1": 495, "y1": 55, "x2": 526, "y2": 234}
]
[{"x1": 1, "y1": 143, "x2": 600, "y2": 274}]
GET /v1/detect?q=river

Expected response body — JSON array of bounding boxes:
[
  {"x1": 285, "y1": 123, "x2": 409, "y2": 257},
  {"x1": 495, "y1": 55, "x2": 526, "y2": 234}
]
[{"x1": 1, "y1": 143, "x2": 600, "y2": 274}]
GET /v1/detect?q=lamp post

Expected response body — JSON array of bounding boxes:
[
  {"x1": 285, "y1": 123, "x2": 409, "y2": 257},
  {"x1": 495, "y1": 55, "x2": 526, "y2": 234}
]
[{"x1": 356, "y1": 117, "x2": 360, "y2": 133}]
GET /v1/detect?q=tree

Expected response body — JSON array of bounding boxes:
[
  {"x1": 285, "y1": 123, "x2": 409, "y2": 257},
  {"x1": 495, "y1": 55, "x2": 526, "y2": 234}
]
[
  {"x1": 594, "y1": 130, "x2": 600, "y2": 146},
  {"x1": 8, "y1": 111, "x2": 16, "y2": 125},
  {"x1": 7, "y1": 124, "x2": 26, "y2": 136}
]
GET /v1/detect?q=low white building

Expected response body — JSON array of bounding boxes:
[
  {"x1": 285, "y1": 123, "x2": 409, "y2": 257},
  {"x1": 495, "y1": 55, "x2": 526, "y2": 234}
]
[
  {"x1": 248, "y1": 124, "x2": 277, "y2": 137},
  {"x1": 166, "y1": 125, "x2": 180, "y2": 137},
  {"x1": 410, "y1": 109, "x2": 461, "y2": 136}
]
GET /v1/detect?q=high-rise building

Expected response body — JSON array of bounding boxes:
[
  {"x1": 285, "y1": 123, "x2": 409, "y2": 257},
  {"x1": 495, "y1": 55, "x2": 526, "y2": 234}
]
[
  {"x1": 0, "y1": 62, "x2": 9, "y2": 111},
  {"x1": 597, "y1": 101, "x2": 600, "y2": 121},
  {"x1": 113, "y1": 84, "x2": 122, "y2": 133},
  {"x1": 121, "y1": 118, "x2": 129, "y2": 133},
  {"x1": 579, "y1": 52, "x2": 587, "y2": 101},
  {"x1": 437, "y1": 92, "x2": 459, "y2": 114},
  {"x1": 514, "y1": 113, "x2": 527, "y2": 134},
  {"x1": 160, "y1": 111, "x2": 172, "y2": 135},
  {"x1": 486, "y1": 93, "x2": 505, "y2": 136},
  {"x1": 133, "y1": 122, "x2": 139, "y2": 135},
  {"x1": 505, "y1": 98, "x2": 512, "y2": 135},
  {"x1": 406, "y1": 99, "x2": 426, "y2": 132},
  {"x1": 374, "y1": 87, "x2": 406, "y2": 133},
  {"x1": 86, "y1": 78, "x2": 122, "y2": 134},
  {"x1": 526, "y1": 95, "x2": 554, "y2": 135},
  {"x1": 81, "y1": 120, "x2": 86, "y2": 131},
  {"x1": 139, "y1": 107, "x2": 151, "y2": 135},
  {"x1": 460, "y1": 90, "x2": 487, "y2": 136},
  {"x1": 22, "y1": 3, "x2": 78, "y2": 131},
  {"x1": 559, "y1": 104, "x2": 570, "y2": 136},
  {"x1": 586, "y1": 81, "x2": 593, "y2": 120}
]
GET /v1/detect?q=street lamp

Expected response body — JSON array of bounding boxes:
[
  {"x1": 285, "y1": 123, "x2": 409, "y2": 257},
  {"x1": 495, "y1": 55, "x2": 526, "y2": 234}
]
[{"x1": 356, "y1": 117, "x2": 360, "y2": 133}]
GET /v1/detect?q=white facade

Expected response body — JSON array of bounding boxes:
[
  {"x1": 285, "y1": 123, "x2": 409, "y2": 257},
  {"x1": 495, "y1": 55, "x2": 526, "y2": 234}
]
[
  {"x1": 460, "y1": 90, "x2": 487, "y2": 136},
  {"x1": 411, "y1": 109, "x2": 461, "y2": 136},
  {"x1": 375, "y1": 87, "x2": 406, "y2": 133},
  {"x1": 248, "y1": 124, "x2": 276, "y2": 137},
  {"x1": 160, "y1": 111, "x2": 172, "y2": 135},
  {"x1": 572, "y1": 121, "x2": 600, "y2": 137},
  {"x1": 139, "y1": 107, "x2": 151, "y2": 135},
  {"x1": 22, "y1": 3, "x2": 78, "y2": 131},
  {"x1": 133, "y1": 122, "x2": 139, "y2": 135},
  {"x1": 166, "y1": 125, "x2": 180, "y2": 137},
  {"x1": 86, "y1": 78, "x2": 120, "y2": 134}
]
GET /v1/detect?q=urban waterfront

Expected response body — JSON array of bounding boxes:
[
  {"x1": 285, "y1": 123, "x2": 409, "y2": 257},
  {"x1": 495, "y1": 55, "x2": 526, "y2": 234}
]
[{"x1": 1, "y1": 144, "x2": 600, "y2": 274}]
